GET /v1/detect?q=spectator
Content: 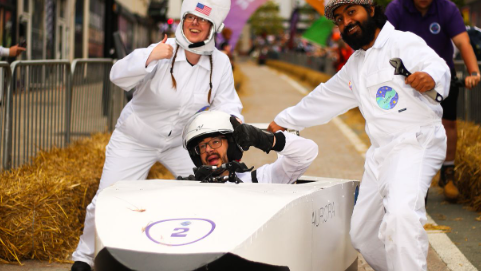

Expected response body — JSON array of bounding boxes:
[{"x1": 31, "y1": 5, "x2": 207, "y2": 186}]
[
  {"x1": 0, "y1": 44, "x2": 26, "y2": 58},
  {"x1": 220, "y1": 41, "x2": 234, "y2": 70},
  {"x1": 331, "y1": 32, "x2": 354, "y2": 71},
  {"x1": 386, "y1": 0, "x2": 481, "y2": 201},
  {"x1": 0, "y1": 44, "x2": 25, "y2": 105}
]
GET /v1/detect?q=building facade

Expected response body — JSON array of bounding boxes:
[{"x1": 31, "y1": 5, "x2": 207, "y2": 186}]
[{"x1": 8, "y1": 0, "x2": 167, "y2": 61}]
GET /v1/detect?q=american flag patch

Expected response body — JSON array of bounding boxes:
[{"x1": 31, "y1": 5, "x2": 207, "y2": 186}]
[{"x1": 195, "y1": 3, "x2": 212, "y2": 16}]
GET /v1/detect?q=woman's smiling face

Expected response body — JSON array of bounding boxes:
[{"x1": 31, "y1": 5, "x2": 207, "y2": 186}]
[{"x1": 183, "y1": 14, "x2": 212, "y2": 43}]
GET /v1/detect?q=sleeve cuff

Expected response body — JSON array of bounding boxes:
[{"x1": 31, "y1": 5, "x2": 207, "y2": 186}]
[
  {"x1": 144, "y1": 47, "x2": 158, "y2": 72},
  {"x1": 272, "y1": 132, "x2": 286, "y2": 152},
  {"x1": 0, "y1": 47, "x2": 10, "y2": 57}
]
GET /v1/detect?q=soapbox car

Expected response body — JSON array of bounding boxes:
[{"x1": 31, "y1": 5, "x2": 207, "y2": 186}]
[{"x1": 93, "y1": 175, "x2": 359, "y2": 271}]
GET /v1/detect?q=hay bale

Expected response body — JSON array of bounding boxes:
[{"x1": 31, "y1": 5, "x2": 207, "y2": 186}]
[
  {"x1": 455, "y1": 121, "x2": 481, "y2": 211},
  {"x1": 147, "y1": 162, "x2": 174, "y2": 179},
  {"x1": 0, "y1": 134, "x2": 108, "y2": 264},
  {"x1": 0, "y1": 133, "x2": 172, "y2": 264},
  {"x1": 266, "y1": 60, "x2": 330, "y2": 87},
  {"x1": 233, "y1": 63, "x2": 247, "y2": 93}
]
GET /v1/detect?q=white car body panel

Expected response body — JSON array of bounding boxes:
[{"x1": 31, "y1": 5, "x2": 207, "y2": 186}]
[{"x1": 94, "y1": 176, "x2": 359, "y2": 271}]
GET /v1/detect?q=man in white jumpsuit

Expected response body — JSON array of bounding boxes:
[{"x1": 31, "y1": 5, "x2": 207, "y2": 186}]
[
  {"x1": 71, "y1": 0, "x2": 242, "y2": 270},
  {"x1": 182, "y1": 110, "x2": 318, "y2": 184},
  {"x1": 268, "y1": 1, "x2": 450, "y2": 270}
]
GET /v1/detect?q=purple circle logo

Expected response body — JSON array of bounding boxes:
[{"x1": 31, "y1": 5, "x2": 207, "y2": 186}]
[
  {"x1": 145, "y1": 218, "x2": 215, "y2": 246},
  {"x1": 429, "y1": 23, "x2": 441, "y2": 34}
]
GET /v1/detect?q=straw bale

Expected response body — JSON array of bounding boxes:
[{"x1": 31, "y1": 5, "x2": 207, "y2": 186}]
[
  {"x1": 266, "y1": 60, "x2": 331, "y2": 87},
  {"x1": 233, "y1": 64, "x2": 247, "y2": 93},
  {"x1": 455, "y1": 121, "x2": 481, "y2": 211},
  {"x1": 0, "y1": 133, "x2": 172, "y2": 264}
]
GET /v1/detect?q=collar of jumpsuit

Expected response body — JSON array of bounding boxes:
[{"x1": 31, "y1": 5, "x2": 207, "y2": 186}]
[
  {"x1": 350, "y1": 21, "x2": 394, "y2": 57},
  {"x1": 174, "y1": 45, "x2": 212, "y2": 71},
  {"x1": 367, "y1": 20, "x2": 392, "y2": 50}
]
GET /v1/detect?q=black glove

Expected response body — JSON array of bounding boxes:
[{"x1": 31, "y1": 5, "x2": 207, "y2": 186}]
[
  {"x1": 194, "y1": 165, "x2": 225, "y2": 182},
  {"x1": 176, "y1": 175, "x2": 196, "y2": 180},
  {"x1": 230, "y1": 116, "x2": 274, "y2": 153}
]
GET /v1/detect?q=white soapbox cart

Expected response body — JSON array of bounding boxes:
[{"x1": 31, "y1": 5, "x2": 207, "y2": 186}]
[{"x1": 93, "y1": 125, "x2": 360, "y2": 271}]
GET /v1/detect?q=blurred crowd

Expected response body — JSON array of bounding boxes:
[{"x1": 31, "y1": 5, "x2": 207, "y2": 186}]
[
  {"x1": 218, "y1": 24, "x2": 480, "y2": 76},
  {"x1": 237, "y1": 31, "x2": 354, "y2": 73}
]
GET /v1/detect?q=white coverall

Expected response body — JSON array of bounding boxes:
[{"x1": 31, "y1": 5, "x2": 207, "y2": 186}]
[
  {"x1": 0, "y1": 46, "x2": 10, "y2": 57},
  {"x1": 237, "y1": 132, "x2": 318, "y2": 184},
  {"x1": 274, "y1": 22, "x2": 449, "y2": 271},
  {"x1": 72, "y1": 38, "x2": 243, "y2": 266}
]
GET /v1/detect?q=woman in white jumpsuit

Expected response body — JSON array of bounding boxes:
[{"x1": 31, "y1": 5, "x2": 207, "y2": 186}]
[
  {"x1": 71, "y1": 1, "x2": 242, "y2": 270},
  {"x1": 270, "y1": 3, "x2": 450, "y2": 270}
]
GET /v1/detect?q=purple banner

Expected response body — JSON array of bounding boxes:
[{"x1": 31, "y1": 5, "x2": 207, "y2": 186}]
[{"x1": 220, "y1": 0, "x2": 269, "y2": 50}]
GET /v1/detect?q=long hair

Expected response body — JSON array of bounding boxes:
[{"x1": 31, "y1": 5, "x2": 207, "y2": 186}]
[
  {"x1": 170, "y1": 45, "x2": 213, "y2": 104},
  {"x1": 170, "y1": 45, "x2": 180, "y2": 89}
]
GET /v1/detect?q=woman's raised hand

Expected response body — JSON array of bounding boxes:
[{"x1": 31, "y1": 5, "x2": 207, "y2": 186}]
[{"x1": 146, "y1": 34, "x2": 173, "y2": 66}]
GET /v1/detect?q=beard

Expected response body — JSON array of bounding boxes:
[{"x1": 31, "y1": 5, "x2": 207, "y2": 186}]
[{"x1": 341, "y1": 14, "x2": 378, "y2": 50}]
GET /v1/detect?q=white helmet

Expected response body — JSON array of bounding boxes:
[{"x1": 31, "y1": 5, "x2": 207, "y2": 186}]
[
  {"x1": 175, "y1": 0, "x2": 231, "y2": 55},
  {"x1": 182, "y1": 110, "x2": 243, "y2": 167},
  {"x1": 183, "y1": 110, "x2": 233, "y2": 149}
]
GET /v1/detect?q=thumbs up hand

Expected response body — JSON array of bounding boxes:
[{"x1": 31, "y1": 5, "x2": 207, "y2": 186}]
[{"x1": 146, "y1": 34, "x2": 173, "y2": 66}]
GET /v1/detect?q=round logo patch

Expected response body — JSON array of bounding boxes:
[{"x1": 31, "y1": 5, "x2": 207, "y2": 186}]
[
  {"x1": 429, "y1": 22, "x2": 441, "y2": 34},
  {"x1": 376, "y1": 86, "x2": 399, "y2": 110},
  {"x1": 145, "y1": 218, "x2": 215, "y2": 246}
]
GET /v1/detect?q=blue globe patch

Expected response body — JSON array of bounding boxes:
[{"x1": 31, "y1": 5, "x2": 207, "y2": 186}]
[{"x1": 376, "y1": 86, "x2": 399, "y2": 110}]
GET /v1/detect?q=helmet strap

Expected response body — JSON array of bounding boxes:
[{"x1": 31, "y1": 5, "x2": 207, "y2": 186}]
[{"x1": 189, "y1": 41, "x2": 206, "y2": 48}]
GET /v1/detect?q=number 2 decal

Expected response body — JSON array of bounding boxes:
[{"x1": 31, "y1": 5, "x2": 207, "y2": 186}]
[{"x1": 171, "y1": 227, "x2": 189, "y2": 237}]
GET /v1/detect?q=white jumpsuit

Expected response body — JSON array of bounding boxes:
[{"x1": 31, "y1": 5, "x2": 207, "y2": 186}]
[
  {"x1": 72, "y1": 38, "x2": 243, "y2": 266},
  {"x1": 274, "y1": 22, "x2": 450, "y2": 271},
  {"x1": 0, "y1": 46, "x2": 10, "y2": 57},
  {"x1": 237, "y1": 132, "x2": 318, "y2": 184}
]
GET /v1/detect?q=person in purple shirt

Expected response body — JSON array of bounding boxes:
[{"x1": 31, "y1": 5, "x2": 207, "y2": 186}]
[{"x1": 386, "y1": 0, "x2": 480, "y2": 201}]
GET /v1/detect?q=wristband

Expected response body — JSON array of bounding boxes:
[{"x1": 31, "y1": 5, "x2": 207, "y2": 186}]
[{"x1": 272, "y1": 132, "x2": 286, "y2": 152}]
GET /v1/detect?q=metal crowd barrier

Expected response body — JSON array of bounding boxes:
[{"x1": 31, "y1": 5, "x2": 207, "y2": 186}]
[
  {"x1": 71, "y1": 59, "x2": 126, "y2": 142},
  {"x1": 454, "y1": 60, "x2": 481, "y2": 124},
  {"x1": 6, "y1": 60, "x2": 72, "y2": 169},
  {"x1": 0, "y1": 62, "x2": 12, "y2": 170},
  {"x1": 278, "y1": 52, "x2": 336, "y2": 76},
  {"x1": 1, "y1": 59, "x2": 127, "y2": 170}
]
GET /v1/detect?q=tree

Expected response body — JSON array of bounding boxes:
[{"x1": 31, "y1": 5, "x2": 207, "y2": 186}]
[{"x1": 249, "y1": 1, "x2": 284, "y2": 36}]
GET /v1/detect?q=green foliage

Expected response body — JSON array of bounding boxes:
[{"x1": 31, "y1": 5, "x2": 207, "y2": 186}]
[
  {"x1": 375, "y1": 0, "x2": 392, "y2": 8},
  {"x1": 452, "y1": 0, "x2": 465, "y2": 8},
  {"x1": 249, "y1": 1, "x2": 284, "y2": 36},
  {"x1": 298, "y1": 3, "x2": 320, "y2": 24}
]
